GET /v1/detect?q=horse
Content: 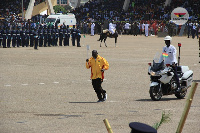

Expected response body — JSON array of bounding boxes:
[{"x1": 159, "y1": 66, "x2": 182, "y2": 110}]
[{"x1": 97, "y1": 29, "x2": 118, "y2": 47}]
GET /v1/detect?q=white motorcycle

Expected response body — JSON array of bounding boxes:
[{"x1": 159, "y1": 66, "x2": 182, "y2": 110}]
[{"x1": 148, "y1": 52, "x2": 193, "y2": 101}]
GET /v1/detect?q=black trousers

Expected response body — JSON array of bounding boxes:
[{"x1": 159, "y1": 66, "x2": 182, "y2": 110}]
[
  {"x1": 172, "y1": 64, "x2": 180, "y2": 88},
  {"x1": 92, "y1": 78, "x2": 106, "y2": 100}
]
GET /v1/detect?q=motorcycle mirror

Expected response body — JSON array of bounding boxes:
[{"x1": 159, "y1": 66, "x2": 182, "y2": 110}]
[
  {"x1": 178, "y1": 43, "x2": 181, "y2": 47},
  {"x1": 148, "y1": 63, "x2": 151, "y2": 66}
]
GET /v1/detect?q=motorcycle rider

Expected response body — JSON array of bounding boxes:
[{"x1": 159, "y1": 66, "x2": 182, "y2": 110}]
[{"x1": 159, "y1": 36, "x2": 181, "y2": 93}]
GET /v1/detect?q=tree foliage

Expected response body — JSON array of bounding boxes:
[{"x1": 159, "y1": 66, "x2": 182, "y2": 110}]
[{"x1": 53, "y1": 5, "x2": 67, "y2": 14}]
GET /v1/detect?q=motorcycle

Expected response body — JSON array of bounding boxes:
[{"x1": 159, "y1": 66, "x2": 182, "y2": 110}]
[{"x1": 148, "y1": 52, "x2": 193, "y2": 101}]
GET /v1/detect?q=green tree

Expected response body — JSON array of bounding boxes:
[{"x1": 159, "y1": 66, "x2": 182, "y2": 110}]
[
  {"x1": 53, "y1": 5, "x2": 67, "y2": 14},
  {"x1": 64, "y1": 5, "x2": 72, "y2": 13}
]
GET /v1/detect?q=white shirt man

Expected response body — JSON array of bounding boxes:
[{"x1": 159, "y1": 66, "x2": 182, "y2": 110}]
[
  {"x1": 109, "y1": 22, "x2": 115, "y2": 34},
  {"x1": 91, "y1": 23, "x2": 95, "y2": 36},
  {"x1": 159, "y1": 36, "x2": 177, "y2": 65},
  {"x1": 145, "y1": 23, "x2": 149, "y2": 36}
]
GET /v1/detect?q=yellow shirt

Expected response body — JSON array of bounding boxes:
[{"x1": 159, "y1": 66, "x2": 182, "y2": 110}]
[{"x1": 86, "y1": 55, "x2": 109, "y2": 79}]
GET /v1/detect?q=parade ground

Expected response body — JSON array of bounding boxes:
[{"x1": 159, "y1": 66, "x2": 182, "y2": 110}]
[{"x1": 0, "y1": 35, "x2": 200, "y2": 133}]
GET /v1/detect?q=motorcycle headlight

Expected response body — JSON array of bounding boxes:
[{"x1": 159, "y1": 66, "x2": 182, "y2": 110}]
[
  {"x1": 150, "y1": 70, "x2": 160, "y2": 76},
  {"x1": 150, "y1": 71, "x2": 156, "y2": 76}
]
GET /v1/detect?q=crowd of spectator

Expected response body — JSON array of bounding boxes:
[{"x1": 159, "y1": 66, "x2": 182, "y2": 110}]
[
  {"x1": 70, "y1": 0, "x2": 199, "y2": 37},
  {"x1": 0, "y1": 0, "x2": 199, "y2": 37}
]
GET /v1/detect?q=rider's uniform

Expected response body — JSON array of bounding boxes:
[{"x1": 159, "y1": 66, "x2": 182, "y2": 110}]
[
  {"x1": 109, "y1": 23, "x2": 115, "y2": 34},
  {"x1": 159, "y1": 45, "x2": 177, "y2": 65}
]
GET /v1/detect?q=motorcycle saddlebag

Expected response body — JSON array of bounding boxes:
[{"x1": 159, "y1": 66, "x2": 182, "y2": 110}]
[{"x1": 182, "y1": 70, "x2": 193, "y2": 87}]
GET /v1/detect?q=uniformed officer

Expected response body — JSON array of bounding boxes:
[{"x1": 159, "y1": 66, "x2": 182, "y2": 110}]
[
  {"x1": 129, "y1": 122, "x2": 157, "y2": 133},
  {"x1": 59, "y1": 25, "x2": 64, "y2": 46},
  {"x1": 38, "y1": 25, "x2": 43, "y2": 47},
  {"x1": 192, "y1": 23, "x2": 196, "y2": 39},
  {"x1": 187, "y1": 21, "x2": 192, "y2": 38},
  {"x1": 0, "y1": 26, "x2": 2, "y2": 47},
  {"x1": 55, "y1": 25, "x2": 59, "y2": 46},
  {"x1": 51, "y1": 25, "x2": 56, "y2": 46},
  {"x1": 16, "y1": 26, "x2": 21, "y2": 47},
  {"x1": 29, "y1": 26, "x2": 34, "y2": 47},
  {"x1": 71, "y1": 25, "x2": 77, "y2": 46},
  {"x1": 63, "y1": 25, "x2": 70, "y2": 46},
  {"x1": 25, "y1": 26, "x2": 29, "y2": 47},
  {"x1": 21, "y1": 26, "x2": 26, "y2": 47},
  {"x1": 43, "y1": 25, "x2": 48, "y2": 47},
  {"x1": 47, "y1": 25, "x2": 52, "y2": 47},
  {"x1": 33, "y1": 27, "x2": 38, "y2": 50},
  {"x1": 76, "y1": 27, "x2": 81, "y2": 47},
  {"x1": 11, "y1": 26, "x2": 17, "y2": 47},
  {"x1": 2, "y1": 26, "x2": 7, "y2": 48},
  {"x1": 6, "y1": 26, "x2": 12, "y2": 48}
]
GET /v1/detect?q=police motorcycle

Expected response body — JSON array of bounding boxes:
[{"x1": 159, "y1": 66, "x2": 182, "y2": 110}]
[{"x1": 148, "y1": 44, "x2": 193, "y2": 101}]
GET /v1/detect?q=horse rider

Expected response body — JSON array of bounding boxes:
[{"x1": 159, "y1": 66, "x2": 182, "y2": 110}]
[{"x1": 109, "y1": 20, "x2": 116, "y2": 35}]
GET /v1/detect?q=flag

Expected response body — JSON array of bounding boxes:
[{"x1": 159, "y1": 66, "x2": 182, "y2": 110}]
[{"x1": 162, "y1": 53, "x2": 168, "y2": 57}]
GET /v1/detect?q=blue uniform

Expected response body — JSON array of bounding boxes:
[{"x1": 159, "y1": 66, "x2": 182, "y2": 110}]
[
  {"x1": 30, "y1": 29, "x2": 34, "y2": 47},
  {"x1": 47, "y1": 27, "x2": 52, "y2": 47},
  {"x1": 43, "y1": 27, "x2": 48, "y2": 47},
  {"x1": 25, "y1": 28, "x2": 29, "y2": 47},
  {"x1": 59, "y1": 26, "x2": 63, "y2": 46},
  {"x1": 16, "y1": 29, "x2": 21, "y2": 47},
  {"x1": 63, "y1": 26, "x2": 70, "y2": 46},
  {"x1": 76, "y1": 29, "x2": 81, "y2": 47},
  {"x1": 21, "y1": 28, "x2": 26, "y2": 47},
  {"x1": 11, "y1": 28, "x2": 16, "y2": 47},
  {"x1": 2, "y1": 28, "x2": 6, "y2": 48},
  {"x1": 6, "y1": 28, "x2": 12, "y2": 48},
  {"x1": 55, "y1": 28, "x2": 59, "y2": 46},
  {"x1": 38, "y1": 27, "x2": 43, "y2": 47},
  {"x1": 71, "y1": 27, "x2": 77, "y2": 46},
  {"x1": 0, "y1": 27, "x2": 2, "y2": 47},
  {"x1": 34, "y1": 29, "x2": 38, "y2": 49}
]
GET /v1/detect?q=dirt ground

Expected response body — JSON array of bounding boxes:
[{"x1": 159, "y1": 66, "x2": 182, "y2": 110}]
[{"x1": 0, "y1": 35, "x2": 200, "y2": 133}]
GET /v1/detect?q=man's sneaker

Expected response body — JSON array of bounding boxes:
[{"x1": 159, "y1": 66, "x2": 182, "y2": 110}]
[
  {"x1": 97, "y1": 100, "x2": 103, "y2": 102},
  {"x1": 103, "y1": 93, "x2": 107, "y2": 101}
]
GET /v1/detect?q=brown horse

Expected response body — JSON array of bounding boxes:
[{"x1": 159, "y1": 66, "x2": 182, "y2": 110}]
[{"x1": 97, "y1": 29, "x2": 118, "y2": 47}]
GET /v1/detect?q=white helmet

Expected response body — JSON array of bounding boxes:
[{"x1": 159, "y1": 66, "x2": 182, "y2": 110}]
[{"x1": 164, "y1": 36, "x2": 172, "y2": 43}]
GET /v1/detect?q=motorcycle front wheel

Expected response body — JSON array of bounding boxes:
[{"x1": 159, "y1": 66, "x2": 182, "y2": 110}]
[
  {"x1": 175, "y1": 90, "x2": 187, "y2": 99},
  {"x1": 149, "y1": 86, "x2": 162, "y2": 101}
]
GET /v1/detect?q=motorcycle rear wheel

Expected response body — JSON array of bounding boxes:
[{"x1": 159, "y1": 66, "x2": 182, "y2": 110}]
[
  {"x1": 149, "y1": 86, "x2": 162, "y2": 101},
  {"x1": 175, "y1": 90, "x2": 187, "y2": 99}
]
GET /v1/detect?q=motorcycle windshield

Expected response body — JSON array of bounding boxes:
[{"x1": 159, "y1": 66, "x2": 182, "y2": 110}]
[{"x1": 151, "y1": 52, "x2": 164, "y2": 71}]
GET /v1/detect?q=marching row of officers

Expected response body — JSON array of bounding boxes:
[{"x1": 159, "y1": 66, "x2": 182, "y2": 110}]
[{"x1": 0, "y1": 25, "x2": 81, "y2": 49}]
